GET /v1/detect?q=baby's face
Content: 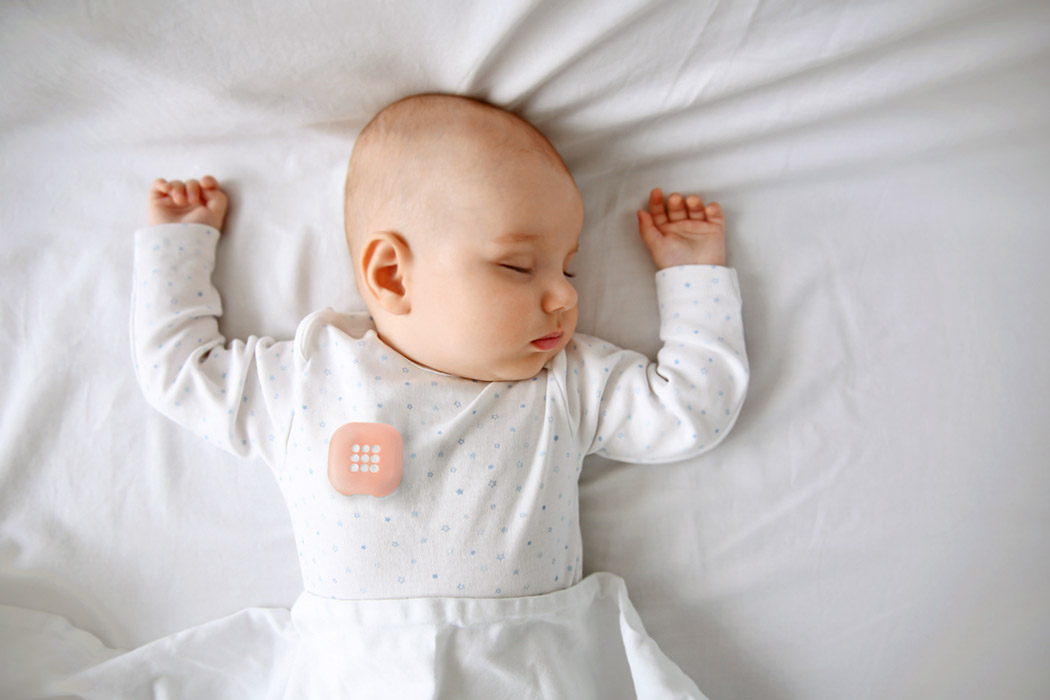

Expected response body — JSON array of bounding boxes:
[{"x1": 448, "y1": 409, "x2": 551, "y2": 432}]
[{"x1": 389, "y1": 148, "x2": 583, "y2": 382}]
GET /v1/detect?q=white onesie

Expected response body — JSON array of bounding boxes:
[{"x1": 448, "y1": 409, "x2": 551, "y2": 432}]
[{"x1": 131, "y1": 223, "x2": 749, "y2": 601}]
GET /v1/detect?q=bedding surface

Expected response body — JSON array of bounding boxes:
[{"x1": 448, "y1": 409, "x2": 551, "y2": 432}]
[
  {"x1": 55, "y1": 573, "x2": 707, "y2": 700},
  {"x1": 2, "y1": 0, "x2": 1049, "y2": 698}
]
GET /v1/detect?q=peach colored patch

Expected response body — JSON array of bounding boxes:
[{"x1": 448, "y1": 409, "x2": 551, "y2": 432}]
[{"x1": 327, "y1": 422, "x2": 404, "y2": 497}]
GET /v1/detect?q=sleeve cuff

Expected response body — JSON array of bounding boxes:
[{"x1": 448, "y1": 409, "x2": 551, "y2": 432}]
[{"x1": 654, "y1": 264, "x2": 742, "y2": 305}]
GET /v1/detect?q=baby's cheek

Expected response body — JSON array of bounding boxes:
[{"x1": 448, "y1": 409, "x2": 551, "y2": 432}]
[
  {"x1": 473, "y1": 319, "x2": 512, "y2": 355},
  {"x1": 468, "y1": 296, "x2": 514, "y2": 331}
]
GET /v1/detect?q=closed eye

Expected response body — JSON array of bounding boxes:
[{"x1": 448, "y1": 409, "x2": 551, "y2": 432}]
[{"x1": 499, "y1": 264, "x2": 575, "y2": 278}]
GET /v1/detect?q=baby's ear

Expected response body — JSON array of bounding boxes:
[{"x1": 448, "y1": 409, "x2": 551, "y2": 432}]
[{"x1": 359, "y1": 231, "x2": 411, "y2": 315}]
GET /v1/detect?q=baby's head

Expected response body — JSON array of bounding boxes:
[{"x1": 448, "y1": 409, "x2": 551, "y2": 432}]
[{"x1": 344, "y1": 94, "x2": 583, "y2": 382}]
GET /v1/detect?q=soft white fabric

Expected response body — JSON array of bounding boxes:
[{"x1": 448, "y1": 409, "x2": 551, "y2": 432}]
[
  {"x1": 0, "y1": 605, "x2": 121, "y2": 700},
  {"x1": 54, "y1": 573, "x2": 705, "y2": 700},
  {"x1": 3, "y1": 1, "x2": 1050, "y2": 699}
]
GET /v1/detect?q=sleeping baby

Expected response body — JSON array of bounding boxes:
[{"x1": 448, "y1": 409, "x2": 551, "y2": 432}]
[{"x1": 130, "y1": 94, "x2": 748, "y2": 697}]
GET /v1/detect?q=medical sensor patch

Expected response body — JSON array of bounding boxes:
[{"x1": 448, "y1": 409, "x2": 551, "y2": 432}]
[{"x1": 327, "y1": 422, "x2": 404, "y2": 497}]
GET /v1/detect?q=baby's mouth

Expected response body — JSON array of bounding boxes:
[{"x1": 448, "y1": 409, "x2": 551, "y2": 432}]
[{"x1": 531, "y1": 331, "x2": 563, "y2": 351}]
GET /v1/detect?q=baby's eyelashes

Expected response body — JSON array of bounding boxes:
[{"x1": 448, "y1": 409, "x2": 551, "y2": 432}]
[{"x1": 501, "y1": 264, "x2": 576, "y2": 279}]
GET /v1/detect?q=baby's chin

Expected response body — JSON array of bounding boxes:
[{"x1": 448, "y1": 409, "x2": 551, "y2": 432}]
[
  {"x1": 450, "y1": 362, "x2": 545, "y2": 383},
  {"x1": 441, "y1": 352, "x2": 557, "y2": 383},
  {"x1": 379, "y1": 331, "x2": 569, "y2": 382},
  {"x1": 389, "y1": 351, "x2": 536, "y2": 383}
]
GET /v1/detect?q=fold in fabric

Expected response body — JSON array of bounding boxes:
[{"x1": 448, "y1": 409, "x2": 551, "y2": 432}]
[{"x1": 53, "y1": 572, "x2": 705, "y2": 700}]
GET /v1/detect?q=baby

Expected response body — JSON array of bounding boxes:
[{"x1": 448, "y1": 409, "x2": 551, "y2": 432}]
[{"x1": 131, "y1": 94, "x2": 748, "y2": 694}]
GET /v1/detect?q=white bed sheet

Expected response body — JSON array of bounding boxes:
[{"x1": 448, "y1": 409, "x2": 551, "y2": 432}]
[{"x1": 2, "y1": 0, "x2": 1048, "y2": 698}]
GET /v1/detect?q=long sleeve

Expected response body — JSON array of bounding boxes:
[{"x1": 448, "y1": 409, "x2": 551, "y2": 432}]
[
  {"x1": 129, "y1": 223, "x2": 295, "y2": 469},
  {"x1": 557, "y1": 265, "x2": 749, "y2": 463}
]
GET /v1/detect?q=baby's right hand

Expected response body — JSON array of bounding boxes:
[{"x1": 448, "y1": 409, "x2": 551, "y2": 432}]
[{"x1": 149, "y1": 176, "x2": 228, "y2": 231}]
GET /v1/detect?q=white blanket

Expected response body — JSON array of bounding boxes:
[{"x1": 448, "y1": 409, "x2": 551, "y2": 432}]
[
  {"x1": 54, "y1": 573, "x2": 703, "y2": 699},
  {"x1": 2, "y1": 1, "x2": 1049, "y2": 698}
]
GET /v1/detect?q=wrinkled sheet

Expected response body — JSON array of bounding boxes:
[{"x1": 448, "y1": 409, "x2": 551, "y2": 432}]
[
  {"x1": 2, "y1": 0, "x2": 1049, "y2": 698},
  {"x1": 54, "y1": 573, "x2": 705, "y2": 700}
]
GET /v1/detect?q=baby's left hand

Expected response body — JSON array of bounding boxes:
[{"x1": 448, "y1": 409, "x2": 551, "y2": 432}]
[
  {"x1": 148, "y1": 176, "x2": 228, "y2": 231},
  {"x1": 637, "y1": 188, "x2": 726, "y2": 268}
]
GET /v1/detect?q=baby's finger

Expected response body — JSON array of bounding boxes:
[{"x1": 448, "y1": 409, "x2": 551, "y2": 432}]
[
  {"x1": 706, "y1": 201, "x2": 724, "y2": 222},
  {"x1": 186, "y1": 179, "x2": 202, "y2": 206},
  {"x1": 169, "y1": 180, "x2": 186, "y2": 206},
  {"x1": 150, "y1": 178, "x2": 171, "y2": 198},
  {"x1": 685, "y1": 195, "x2": 706, "y2": 221},
  {"x1": 666, "y1": 192, "x2": 687, "y2": 222},
  {"x1": 637, "y1": 209, "x2": 661, "y2": 248},
  {"x1": 205, "y1": 186, "x2": 228, "y2": 214},
  {"x1": 201, "y1": 175, "x2": 219, "y2": 190},
  {"x1": 648, "y1": 188, "x2": 669, "y2": 227}
]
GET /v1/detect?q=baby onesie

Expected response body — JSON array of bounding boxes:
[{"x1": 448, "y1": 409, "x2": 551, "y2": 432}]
[{"x1": 130, "y1": 223, "x2": 748, "y2": 601}]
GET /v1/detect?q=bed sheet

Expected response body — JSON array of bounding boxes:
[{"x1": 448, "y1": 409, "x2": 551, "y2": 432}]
[{"x1": 2, "y1": 0, "x2": 1049, "y2": 698}]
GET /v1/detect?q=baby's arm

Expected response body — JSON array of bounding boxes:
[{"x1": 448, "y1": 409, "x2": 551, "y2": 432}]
[
  {"x1": 562, "y1": 189, "x2": 746, "y2": 463},
  {"x1": 132, "y1": 177, "x2": 293, "y2": 468}
]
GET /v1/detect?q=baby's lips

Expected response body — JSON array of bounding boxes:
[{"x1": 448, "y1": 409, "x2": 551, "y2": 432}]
[
  {"x1": 531, "y1": 330, "x2": 563, "y2": 350},
  {"x1": 327, "y1": 422, "x2": 404, "y2": 497}
]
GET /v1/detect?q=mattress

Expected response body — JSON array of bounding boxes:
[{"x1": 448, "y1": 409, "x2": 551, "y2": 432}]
[{"x1": 2, "y1": 0, "x2": 1048, "y2": 697}]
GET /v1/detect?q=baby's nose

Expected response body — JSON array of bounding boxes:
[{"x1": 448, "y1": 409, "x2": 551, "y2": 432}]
[{"x1": 543, "y1": 277, "x2": 577, "y2": 313}]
